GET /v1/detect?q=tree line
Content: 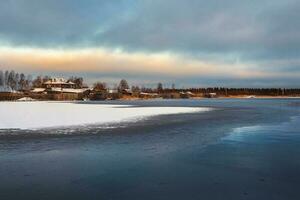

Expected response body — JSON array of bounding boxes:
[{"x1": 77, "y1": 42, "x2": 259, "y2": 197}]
[
  {"x1": 164, "y1": 87, "x2": 300, "y2": 96},
  {"x1": 1, "y1": 69, "x2": 300, "y2": 96},
  {"x1": 0, "y1": 69, "x2": 134, "y2": 92},
  {"x1": 93, "y1": 79, "x2": 131, "y2": 92},
  {"x1": 0, "y1": 70, "x2": 85, "y2": 90},
  {"x1": 0, "y1": 70, "x2": 32, "y2": 90}
]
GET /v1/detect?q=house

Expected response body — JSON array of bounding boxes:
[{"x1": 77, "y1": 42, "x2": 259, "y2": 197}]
[
  {"x1": 121, "y1": 88, "x2": 133, "y2": 95},
  {"x1": 35, "y1": 78, "x2": 88, "y2": 100},
  {"x1": 179, "y1": 91, "x2": 195, "y2": 98},
  {"x1": 0, "y1": 86, "x2": 22, "y2": 101},
  {"x1": 204, "y1": 93, "x2": 217, "y2": 98}
]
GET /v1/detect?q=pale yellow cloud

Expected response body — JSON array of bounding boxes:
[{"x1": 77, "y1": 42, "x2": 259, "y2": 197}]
[
  {"x1": 0, "y1": 47, "x2": 294, "y2": 79},
  {"x1": 0, "y1": 47, "x2": 217, "y2": 76}
]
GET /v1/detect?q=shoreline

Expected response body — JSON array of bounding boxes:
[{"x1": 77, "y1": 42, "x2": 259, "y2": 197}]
[{"x1": 1, "y1": 96, "x2": 300, "y2": 102}]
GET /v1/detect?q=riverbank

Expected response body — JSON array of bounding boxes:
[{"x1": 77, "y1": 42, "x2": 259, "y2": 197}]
[
  {"x1": 2, "y1": 94, "x2": 300, "y2": 102},
  {"x1": 2, "y1": 86, "x2": 300, "y2": 101}
]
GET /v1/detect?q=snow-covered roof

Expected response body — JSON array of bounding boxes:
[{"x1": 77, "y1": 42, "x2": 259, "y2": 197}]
[
  {"x1": 108, "y1": 89, "x2": 118, "y2": 94},
  {"x1": 32, "y1": 88, "x2": 46, "y2": 93},
  {"x1": 180, "y1": 91, "x2": 195, "y2": 95},
  {"x1": 17, "y1": 97, "x2": 36, "y2": 101},
  {"x1": 122, "y1": 89, "x2": 132, "y2": 94},
  {"x1": 140, "y1": 92, "x2": 158, "y2": 96},
  {"x1": 43, "y1": 78, "x2": 75, "y2": 85},
  {"x1": 49, "y1": 88, "x2": 88, "y2": 93},
  {"x1": 186, "y1": 91, "x2": 194, "y2": 95}
]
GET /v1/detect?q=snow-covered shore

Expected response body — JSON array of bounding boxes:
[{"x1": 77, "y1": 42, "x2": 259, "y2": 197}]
[{"x1": 0, "y1": 102, "x2": 211, "y2": 130}]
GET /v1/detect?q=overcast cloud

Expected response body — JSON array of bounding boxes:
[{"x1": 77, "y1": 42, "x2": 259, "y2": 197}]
[{"x1": 0, "y1": 0, "x2": 299, "y2": 87}]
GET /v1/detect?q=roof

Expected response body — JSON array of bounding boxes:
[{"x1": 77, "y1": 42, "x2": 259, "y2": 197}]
[
  {"x1": 108, "y1": 89, "x2": 118, "y2": 94},
  {"x1": 17, "y1": 97, "x2": 35, "y2": 101},
  {"x1": 186, "y1": 91, "x2": 194, "y2": 95},
  {"x1": 49, "y1": 88, "x2": 88, "y2": 94},
  {"x1": 32, "y1": 88, "x2": 46, "y2": 93},
  {"x1": 43, "y1": 78, "x2": 75, "y2": 85},
  {"x1": 140, "y1": 92, "x2": 158, "y2": 96}
]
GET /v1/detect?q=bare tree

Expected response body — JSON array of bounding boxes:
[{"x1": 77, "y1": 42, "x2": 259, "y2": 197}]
[
  {"x1": 131, "y1": 85, "x2": 141, "y2": 93},
  {"x1": 4, "y1": 70, "x2": 9, "y2": 86},
  {"x1": 32, "y1": 76, "x2": 43, "y2": 88},
  {"x1": 8, "y1": 70, "x2": 17, "y2": 89},
  {"x1": 42, "y1": 76, "x2": 51, "y2": 83},
  {"x1": 0, "y1": 70, "x2": 34, "y2": 90},
  {"x1": 15, "y1": 73, "x2": 20, "y2": 90},
  {"x1": 68, "y1": 76, "x2": 83, "y2": 88},
  {"x1": 118, "y1": 79, "x2": 129, "y2": 91},
  {"x1": 172, "y1": 83, "x2": 175, "y2": 90},
  {"x1": 25, "y1": 75, "x2": 33, "y2": 90},
  {"x1": 157, "y1": 82, "x2": 163, "y2": 93},
  {"x1": 0, "y1": 70, "x2": 3, "y2": 86},
  {"x1": 19, "y1": 73, "x2": 26, "y2": 90},
  {"x1": 93, "y1": 82, "x2": 107, "y2": 91}
]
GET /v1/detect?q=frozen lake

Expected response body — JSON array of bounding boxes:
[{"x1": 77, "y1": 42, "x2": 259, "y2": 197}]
[{"x1": 1, "y1": 99, "x2": 300, "y2": 200}]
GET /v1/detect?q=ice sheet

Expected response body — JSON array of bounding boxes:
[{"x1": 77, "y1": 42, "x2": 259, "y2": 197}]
[{"x1": 0, "y1": 102, "x2": 211, "y2": 129}]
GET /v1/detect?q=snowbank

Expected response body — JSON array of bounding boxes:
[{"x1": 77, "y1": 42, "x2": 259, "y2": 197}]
[
  {"x1": 17, "y1": 97, "x2": 35, "y2": 101},
  {"x1": 0, "y1": 102, "x2": 211, "y2": 129}
]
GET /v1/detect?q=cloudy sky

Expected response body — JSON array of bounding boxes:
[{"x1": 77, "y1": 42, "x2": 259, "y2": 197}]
[{"x1": 0, "y1": 0, "x2": 300, "y2": 87}]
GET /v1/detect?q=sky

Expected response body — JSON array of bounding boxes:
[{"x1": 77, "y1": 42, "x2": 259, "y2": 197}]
[{"x1": 0, "y1": 0, "x2": 300, "y2": 87}]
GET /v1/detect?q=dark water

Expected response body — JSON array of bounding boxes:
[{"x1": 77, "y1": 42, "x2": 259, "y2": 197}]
[{"x1": 1, "y1": 99, "x2": 300, "y2": 200}]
